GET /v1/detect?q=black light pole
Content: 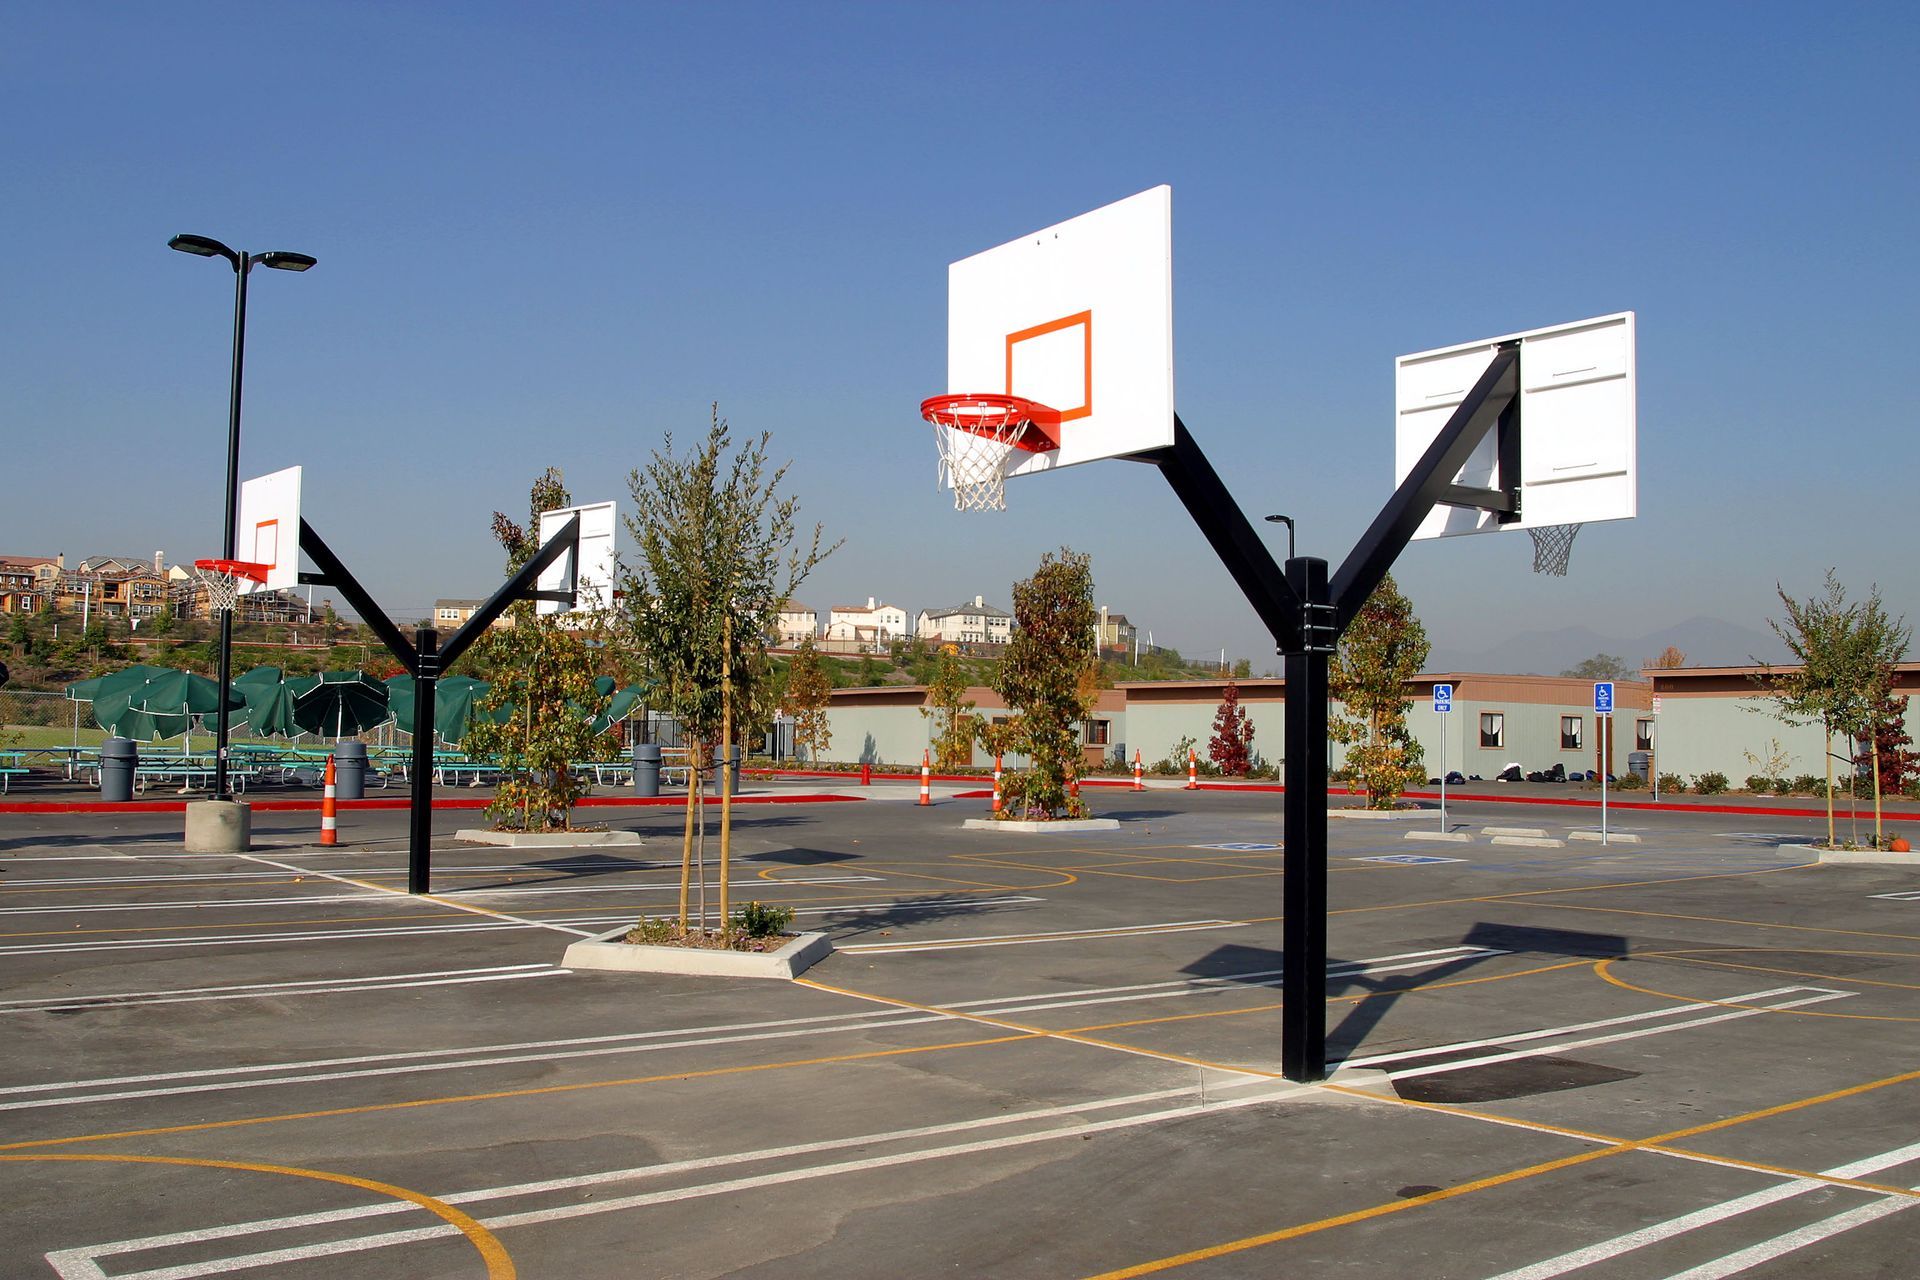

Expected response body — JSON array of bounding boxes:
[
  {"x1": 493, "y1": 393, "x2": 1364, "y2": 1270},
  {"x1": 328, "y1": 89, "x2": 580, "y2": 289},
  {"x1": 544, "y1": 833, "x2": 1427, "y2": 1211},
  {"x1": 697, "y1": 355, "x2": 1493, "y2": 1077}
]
[
  {"x1": 169, "y1": 235, "x2": 316, "y2": 801},
  {"x1": 1264, "y1": 513, "x2": 1296, "y2": 561}
]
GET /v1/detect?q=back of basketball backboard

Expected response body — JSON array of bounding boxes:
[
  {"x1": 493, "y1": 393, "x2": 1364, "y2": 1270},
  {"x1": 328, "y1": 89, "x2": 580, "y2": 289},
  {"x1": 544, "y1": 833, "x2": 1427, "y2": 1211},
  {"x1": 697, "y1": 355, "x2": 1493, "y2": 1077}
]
[
  {"x1": 536, "y1": 500, "x2": 618, "y2": 616},
  {"x1": 1395, "y1": 312, "x2": 1636, "y2": 539},
  {"x1": 234, "y1": 466, "x2": 303, "y2": 594},
  {"x1": 945, "y1": 184, "x2": 1175, "y2": 481}
]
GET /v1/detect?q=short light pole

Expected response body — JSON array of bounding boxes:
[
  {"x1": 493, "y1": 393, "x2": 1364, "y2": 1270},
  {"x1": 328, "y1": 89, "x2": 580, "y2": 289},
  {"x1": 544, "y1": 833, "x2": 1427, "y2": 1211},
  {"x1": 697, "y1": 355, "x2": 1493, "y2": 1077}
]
[{"x1": 168, "y1": 234, "x2": 315, "y2": 800}]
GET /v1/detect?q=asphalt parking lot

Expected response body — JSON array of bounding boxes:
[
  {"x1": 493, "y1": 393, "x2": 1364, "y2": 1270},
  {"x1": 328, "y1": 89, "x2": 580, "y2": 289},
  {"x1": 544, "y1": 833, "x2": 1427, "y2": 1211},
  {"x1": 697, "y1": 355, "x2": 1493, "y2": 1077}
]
[{"x1": 2, "y1": 784, "x2": 1916, "y2": 1278}]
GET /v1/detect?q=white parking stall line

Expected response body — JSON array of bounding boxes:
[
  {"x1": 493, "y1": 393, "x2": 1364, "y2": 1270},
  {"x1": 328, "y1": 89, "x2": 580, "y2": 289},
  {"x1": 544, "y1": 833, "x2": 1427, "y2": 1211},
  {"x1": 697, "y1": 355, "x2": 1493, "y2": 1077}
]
[
  {"x1": 0, "y1": 964, "x2": 557, "y2": 1012},
  {"x1": 0, "y1": 968, "x2": 569, "y2": 1015},
  {"x1": 0, "y1": 918, "x2": 536, "y2": 959},
  {"x1": 1480, "y1": 1138, "x2": 1920, "y2": 1280},
  {"x1": 1654, "y1": 1193, "x2": 1915, "y2": 1280},
  {"x1": 0, "y1": 892, "x2": 393, "y2": 917},
  {"x1": 47, "y1": 1079, "x2": 1309, "y2": 1279},
  {"x1": 239, "y1": 852, "x2": 596, "y2": 938},
  {"x1": 1338, "y1": 986, "x2": 1834, "y2": 1070},
  {"x1": 839, "y1": 918, "x2": 1244, "y2": 954},
  {"x1": 447, "y1": 875, "x2": 883, "y2": 897},
  {"x1": 0, "y1": 947, "x2": 1529, "y2": 1113}
]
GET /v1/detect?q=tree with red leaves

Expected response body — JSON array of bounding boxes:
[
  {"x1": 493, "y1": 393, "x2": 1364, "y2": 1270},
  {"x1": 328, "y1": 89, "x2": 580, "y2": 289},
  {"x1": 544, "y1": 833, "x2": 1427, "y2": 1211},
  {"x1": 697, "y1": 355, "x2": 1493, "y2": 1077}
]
[{"x1": 1209, "y1": 680, "x2": 1255, "y2": 776}]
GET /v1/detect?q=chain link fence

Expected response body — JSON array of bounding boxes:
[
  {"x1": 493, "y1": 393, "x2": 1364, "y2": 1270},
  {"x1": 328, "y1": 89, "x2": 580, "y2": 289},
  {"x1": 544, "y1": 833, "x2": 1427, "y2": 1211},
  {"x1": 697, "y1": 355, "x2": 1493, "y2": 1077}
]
[{"x1": 0, "y1": 690, "x2": 88, "y2": 746}]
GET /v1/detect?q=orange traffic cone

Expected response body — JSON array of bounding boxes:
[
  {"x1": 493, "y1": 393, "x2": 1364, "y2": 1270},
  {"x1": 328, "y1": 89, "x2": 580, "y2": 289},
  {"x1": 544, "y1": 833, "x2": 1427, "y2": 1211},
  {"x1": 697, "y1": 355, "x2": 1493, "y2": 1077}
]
[
  {"x1": 992, "y1": 754, "x2": 1003, "y2": 815},
  {"x1": 919, "y1": 749, "x2": 932, "y2": 806},
  {"x1": 321, "y1": 756, "x2": 339, "y2": 847},
  {"x1": 1185, "y1": 748, "x2": 1199, "y2": 791},
  {"x1": 1133, "y1": 749, "x2": 1145, "y2": 791}
]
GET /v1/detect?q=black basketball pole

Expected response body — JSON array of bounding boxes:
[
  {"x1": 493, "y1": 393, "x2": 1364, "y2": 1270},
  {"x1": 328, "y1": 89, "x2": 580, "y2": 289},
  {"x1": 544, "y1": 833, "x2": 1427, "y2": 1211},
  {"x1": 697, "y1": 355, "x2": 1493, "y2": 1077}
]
[
  {"x1": 1132, "y1": 345, "x2": 1522, "y2": 1082},
  {"x1": 300, "y1": 515, "x2": 581, "y2": 895}
]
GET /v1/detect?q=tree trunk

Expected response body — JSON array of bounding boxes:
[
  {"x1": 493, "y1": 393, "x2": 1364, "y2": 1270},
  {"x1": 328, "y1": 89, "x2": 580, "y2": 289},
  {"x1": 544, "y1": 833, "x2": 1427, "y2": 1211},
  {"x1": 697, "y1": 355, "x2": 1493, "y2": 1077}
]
[
  {"x1": 677, "y1": 739, "x2": 697, "y2": 928},
  {"x1": 720, "y1": 614, "x2": 734, "y2": 933},
  {"x1": 1823, "y1": 723, "x2": 1835, "y2": 847},
  {"x1": 1872, "y1": 738, "x2": 1884, "y2": 846},
  {"x1": 694, "y1": 758, "x2": 708, "y2": 930}
]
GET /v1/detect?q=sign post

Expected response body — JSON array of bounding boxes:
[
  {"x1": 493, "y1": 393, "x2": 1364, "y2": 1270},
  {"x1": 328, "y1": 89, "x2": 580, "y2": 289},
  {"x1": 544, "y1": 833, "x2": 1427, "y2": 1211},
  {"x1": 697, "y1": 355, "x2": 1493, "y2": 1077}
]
[
  {"x1": 1432, "y1": 683, "x2": 1453, "y2": 831},
  {"x1": 1594, "y1": 682, "x2": 1615, "y2": 844},
  {"x1": 1650, "y1": 694, "x2": 1662, "y2": 800}
]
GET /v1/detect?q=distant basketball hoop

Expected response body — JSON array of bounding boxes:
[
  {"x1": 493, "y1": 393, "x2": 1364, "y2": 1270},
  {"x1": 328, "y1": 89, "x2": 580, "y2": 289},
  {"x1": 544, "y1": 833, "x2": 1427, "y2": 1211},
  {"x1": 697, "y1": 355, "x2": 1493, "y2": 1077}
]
[
  {"x1": 1526, "y1": 523, "x2": 1582, "y2": 576},
  {"x1": 920, "y1": 393, "x2": 1061, "y2": 512},
  {"x1": 191, "y1": 558, "x2": 269, "y2": 613}
]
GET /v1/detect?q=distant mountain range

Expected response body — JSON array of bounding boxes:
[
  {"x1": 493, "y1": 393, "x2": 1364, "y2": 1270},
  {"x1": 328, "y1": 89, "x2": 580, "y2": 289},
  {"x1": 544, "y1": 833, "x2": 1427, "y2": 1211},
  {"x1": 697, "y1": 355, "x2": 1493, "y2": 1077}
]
[{"x1": 1431, "y1": 616, "x2": 1788, "y2": 677}]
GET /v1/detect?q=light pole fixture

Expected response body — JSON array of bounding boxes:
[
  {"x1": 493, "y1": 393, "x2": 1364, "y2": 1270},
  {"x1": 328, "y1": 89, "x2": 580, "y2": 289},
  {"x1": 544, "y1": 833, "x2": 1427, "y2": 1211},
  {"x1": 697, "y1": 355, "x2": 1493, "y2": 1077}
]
[
  {"x1": 169, "y1": 233, "x2": 315, "y2": 801},
  {"x1": 1264, "y1": 513, "x2": 1296, "y2": 561}
]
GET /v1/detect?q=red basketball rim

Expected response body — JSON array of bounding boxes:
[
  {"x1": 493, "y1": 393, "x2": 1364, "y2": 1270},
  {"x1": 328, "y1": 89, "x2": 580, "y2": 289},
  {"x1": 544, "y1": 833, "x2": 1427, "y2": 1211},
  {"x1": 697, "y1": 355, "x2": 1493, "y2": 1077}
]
[{"x1": 920, "y1": 393, "x2": 1062, "y2": 453}]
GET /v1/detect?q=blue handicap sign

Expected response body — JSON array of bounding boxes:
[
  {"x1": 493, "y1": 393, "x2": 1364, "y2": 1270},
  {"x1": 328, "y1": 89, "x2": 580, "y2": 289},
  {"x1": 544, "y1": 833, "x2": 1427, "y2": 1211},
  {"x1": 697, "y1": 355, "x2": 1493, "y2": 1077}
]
[
  {"x1": 1432, "y1": 683, "x2": 1453, "y2": 714},
  {"x1": 1594, "y1": 681, "x2": 1615, "y2": 714}
]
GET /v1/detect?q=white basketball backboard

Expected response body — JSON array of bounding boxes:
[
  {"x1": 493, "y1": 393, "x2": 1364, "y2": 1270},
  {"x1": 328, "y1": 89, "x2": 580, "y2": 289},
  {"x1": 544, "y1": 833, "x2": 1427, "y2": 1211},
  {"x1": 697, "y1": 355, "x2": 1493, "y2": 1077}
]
[
  {"x1": 536, "y1": 501, "x2": 618, "y2": 616},
  {"x1": 945, "y1": 185, "x2": 1175, "y2": 481},
  {"x1": 234, "y1": 466, "x2": 302, "y2": 594},
  {"x1": 1395, "y1": 312, "x2": 1636, "y2": 540}
]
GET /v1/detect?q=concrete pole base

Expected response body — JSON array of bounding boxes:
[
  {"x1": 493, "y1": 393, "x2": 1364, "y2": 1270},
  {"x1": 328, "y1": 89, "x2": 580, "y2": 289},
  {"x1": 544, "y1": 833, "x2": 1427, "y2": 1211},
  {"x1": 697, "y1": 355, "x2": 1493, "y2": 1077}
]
[{"x1": 185, "y1": 799, "x2": 253, "y2": 853}]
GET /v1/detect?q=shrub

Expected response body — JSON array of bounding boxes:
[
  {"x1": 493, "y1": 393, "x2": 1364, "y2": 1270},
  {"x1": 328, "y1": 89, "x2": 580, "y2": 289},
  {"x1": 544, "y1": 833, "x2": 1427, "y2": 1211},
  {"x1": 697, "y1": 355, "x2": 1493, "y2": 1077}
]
[
  {"x1": 1772, "y1": 777, "x2": 1792, "y2": 796},
  {"x1": 1789, "y1": 774, "x2": 1823, "y2": 796},
  {"x1": 1693, "y1": 771, "x2": 1729, "y2": 795},
  {"x1": 1657, "y1": 773, "x2": 1687, "y2": 794},
  {"x1": 1744, "y1": 775, "x2": 1774, "y2": 794},
  {"x1": 1905, "y1": 778, "x2": 1920, "y2": 802},
  {"x1": 729, "y1": 900, "x2": 795, "y2": 939},
  {"x1": 1153, "y1": 734, "x2": 1198, "y2": 774},
  {"x1": 1614, "y1": 772, "x2": 1646, "y2": 791}
]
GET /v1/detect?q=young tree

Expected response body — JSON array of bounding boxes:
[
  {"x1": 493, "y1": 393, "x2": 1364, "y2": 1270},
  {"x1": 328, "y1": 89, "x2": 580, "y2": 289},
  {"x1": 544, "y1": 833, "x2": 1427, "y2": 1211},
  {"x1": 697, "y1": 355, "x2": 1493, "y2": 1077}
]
[
  {"x1": 1208, "y1": 680, "x2": 1254, "y2": 776},
  {"x1": 464, "y1": 468, "x2": 617, "y2": 833},
  {"x1": 782, "y1": 636, "x2": 833, "y2": 764},
  {"x1": 1648, "y1": 645, "x2": 1688, "y2": 669},
  {"x1": 993, "y1": 547, "x2": 1099, "y2": 819},
  {"x1": 621, "y1": 409, "x2": 836, "y2": 933},
  {"x1": 1331, "y1": 573, "x2": 1430, "y2": 809},
  {"x1": 1757, "y1": 570, "x2": 1907, "y2": 846},
  {"x1": 922, "y1": 643, "x2": 979, "y2": 772},
  {"x1": 1845, "y1": 584, "x2": 1912, "y2": 844}
]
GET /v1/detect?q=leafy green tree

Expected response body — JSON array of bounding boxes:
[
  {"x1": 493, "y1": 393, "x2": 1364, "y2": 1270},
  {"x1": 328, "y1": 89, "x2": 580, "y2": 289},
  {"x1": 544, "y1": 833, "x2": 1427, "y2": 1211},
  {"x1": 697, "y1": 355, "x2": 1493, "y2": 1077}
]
[
  {"x1": 782, "y1": 637, "x2": 833, "y2": 764},
  {"x1": 856, "y1": 655, "x2": 884, "y2": 686},
  {"x1": 621, "y1": 409, "x2": 836, "y2": 932},
  {"x1": 464, "y1": 468, "x2": 616, "y2": 833},
  {"x1": 1756, "y1": 570, "x2": 1909, "y2": 846},
  {"x1": 922, "y1": 643, "x2": 979, "y2": 771},
  {"x1": 1562, "y1": 653, "x2": 1631, "y2": 681},
  {"x1": 1331, "y1": 573, "x2": 1430, "y2": 809},
  {"x1": 993, "y1": 548, "x2": 1099, "y2": 819},
  {"x1": 6, "y1": 613, "x2": 29, "y2": 653}
]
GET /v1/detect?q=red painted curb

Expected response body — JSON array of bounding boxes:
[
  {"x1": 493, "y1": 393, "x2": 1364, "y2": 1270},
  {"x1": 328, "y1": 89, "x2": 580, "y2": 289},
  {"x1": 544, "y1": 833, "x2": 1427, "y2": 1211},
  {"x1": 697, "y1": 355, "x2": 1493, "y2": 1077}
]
[{"x1": 0, "y1": 793, "x2": 863, "y2": 816}]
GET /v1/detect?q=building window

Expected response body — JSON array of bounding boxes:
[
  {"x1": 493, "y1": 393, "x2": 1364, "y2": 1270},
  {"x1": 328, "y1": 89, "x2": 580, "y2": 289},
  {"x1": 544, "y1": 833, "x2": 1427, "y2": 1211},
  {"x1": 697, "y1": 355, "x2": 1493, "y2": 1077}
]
[
  {"x1": 1479, "y1": 712, "x2": 1504, "y2": 749},
  {"x1": 1083, "y1": 719, "x2": 1111, "y2": 746},
  {"x1": 1560, "y1": 716, "x2": 1583, "y2": 750},
  {"x1": 1636, "y1": 719, "x2": 1654, "y2": 752}
]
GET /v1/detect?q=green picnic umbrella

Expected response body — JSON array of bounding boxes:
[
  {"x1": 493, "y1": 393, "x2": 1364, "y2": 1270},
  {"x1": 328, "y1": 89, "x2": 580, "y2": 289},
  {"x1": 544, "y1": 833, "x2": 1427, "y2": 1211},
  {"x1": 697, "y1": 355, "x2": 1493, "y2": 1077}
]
[
  {"x1": 589, "y1": 682, "x2": 646, "y2": 736},
  {"x1": 65, "y1": 663, "x2": 172, "y2": 705},
  {"x1": 290, "y1": 671, "x2": 391, "y2": 739},
  {"x1": 233, "y1": 668, "x2": 302, "y2": 738},
  {"x1": 384, "y1": 673, "x2": 500, "y2": 744},
  {"x1": 91, "y1": 668, "x2": 241, "y2": 742}
]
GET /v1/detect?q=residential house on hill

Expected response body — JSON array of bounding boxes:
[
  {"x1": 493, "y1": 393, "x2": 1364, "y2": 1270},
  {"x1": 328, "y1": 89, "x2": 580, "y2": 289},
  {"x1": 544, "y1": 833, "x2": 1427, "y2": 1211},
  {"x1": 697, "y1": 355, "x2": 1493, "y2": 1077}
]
[
  {"x1": 775, "y1": 602, "x2": 818, "y2": 646},
  {"x1": 915, "y1": 596, "x2": 1012, "y2": 645},
  {"x1": 825, "y1": 597, "x2": 908, "y2": 651}
]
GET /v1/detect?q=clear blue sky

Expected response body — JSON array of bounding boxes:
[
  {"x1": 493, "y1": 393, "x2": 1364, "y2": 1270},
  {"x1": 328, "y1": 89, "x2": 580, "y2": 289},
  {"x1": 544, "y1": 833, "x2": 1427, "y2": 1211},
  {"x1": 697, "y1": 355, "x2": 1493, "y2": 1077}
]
[{"x1": 6, "y1": 3, "x2": 1914, "y2": 669}]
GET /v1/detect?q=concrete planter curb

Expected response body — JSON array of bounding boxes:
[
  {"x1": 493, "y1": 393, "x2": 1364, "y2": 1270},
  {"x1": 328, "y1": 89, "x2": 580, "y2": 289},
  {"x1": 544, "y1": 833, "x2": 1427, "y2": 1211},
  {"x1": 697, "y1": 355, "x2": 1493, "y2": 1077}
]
[
  {"x1": 962, "y1": 817, "x2": 1121, "y2": 833},
  {"x1": 1812, "y1": 848, "x2": 1919, "y2": 866},
  {"x1": 562, "y1": 925, "x2": 833, "y2": 979},
  {"x1": 1404, "y1": 830, "x2": 1472, "y2": 843},
  {"x1": 456, "y1": 829, "x2": 642, "y2": 848},
  {"x1": 1329, "y1": 809, "x2": 1421, "y2": 821}
]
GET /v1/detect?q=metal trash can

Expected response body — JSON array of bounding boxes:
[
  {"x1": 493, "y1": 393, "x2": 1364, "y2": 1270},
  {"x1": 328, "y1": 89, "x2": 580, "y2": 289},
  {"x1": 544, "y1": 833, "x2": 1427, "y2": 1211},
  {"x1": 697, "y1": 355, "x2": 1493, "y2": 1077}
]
[
  {"x1": 332, "y1": 741, "x2": 367, "y2": 800},
  {"x1": 633, "y1": 743, "x2": 661, "y2": 797},
  {"x1": 100, "y1": 736, "x2": 136, "y2": 802},
  {"x1": 1627, "y1": 750, "x2": 1652, "y2": 782}
]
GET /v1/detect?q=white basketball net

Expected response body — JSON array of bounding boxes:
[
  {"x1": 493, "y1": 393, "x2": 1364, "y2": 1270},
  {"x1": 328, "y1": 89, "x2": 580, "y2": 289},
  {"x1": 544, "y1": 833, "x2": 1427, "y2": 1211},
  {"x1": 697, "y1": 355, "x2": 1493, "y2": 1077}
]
[
  {"x1": 190, "y1": 566, "x2": 242, "y2": 613},
  {"x1": 1527, "y1": 523, "x2": 1582, "y2": 576},
  {"x1": 930, "y1": 413, "x2": 1027, "y2": 513}
]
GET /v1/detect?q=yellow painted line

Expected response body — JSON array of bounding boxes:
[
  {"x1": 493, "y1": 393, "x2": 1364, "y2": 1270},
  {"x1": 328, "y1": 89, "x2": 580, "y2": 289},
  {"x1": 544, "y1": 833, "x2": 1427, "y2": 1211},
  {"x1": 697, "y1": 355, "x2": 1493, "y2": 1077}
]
[
  {"x1": 1596, "y1": 957, "x2": 1920, "y2": 1023},
  {"x1": 1080, "y1": 1146, "x2": 1626, "y2": 1279},
  {"x1": 1080, "y1": 1064, "x2": 1920, "y2": 1278},
  {"x1": 0, "y1": 1151, "x2": 513, "y2": 1278},
  {"x1": 0, "y1": 1032, "x2": 1039, "y2": 1153},
  {"x1": 1654, "y1": 947, "x2": 1920, "y2": 992},
  {"x1": 1524, "y1": 900, "x2": 1920, "y2": 945}
]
